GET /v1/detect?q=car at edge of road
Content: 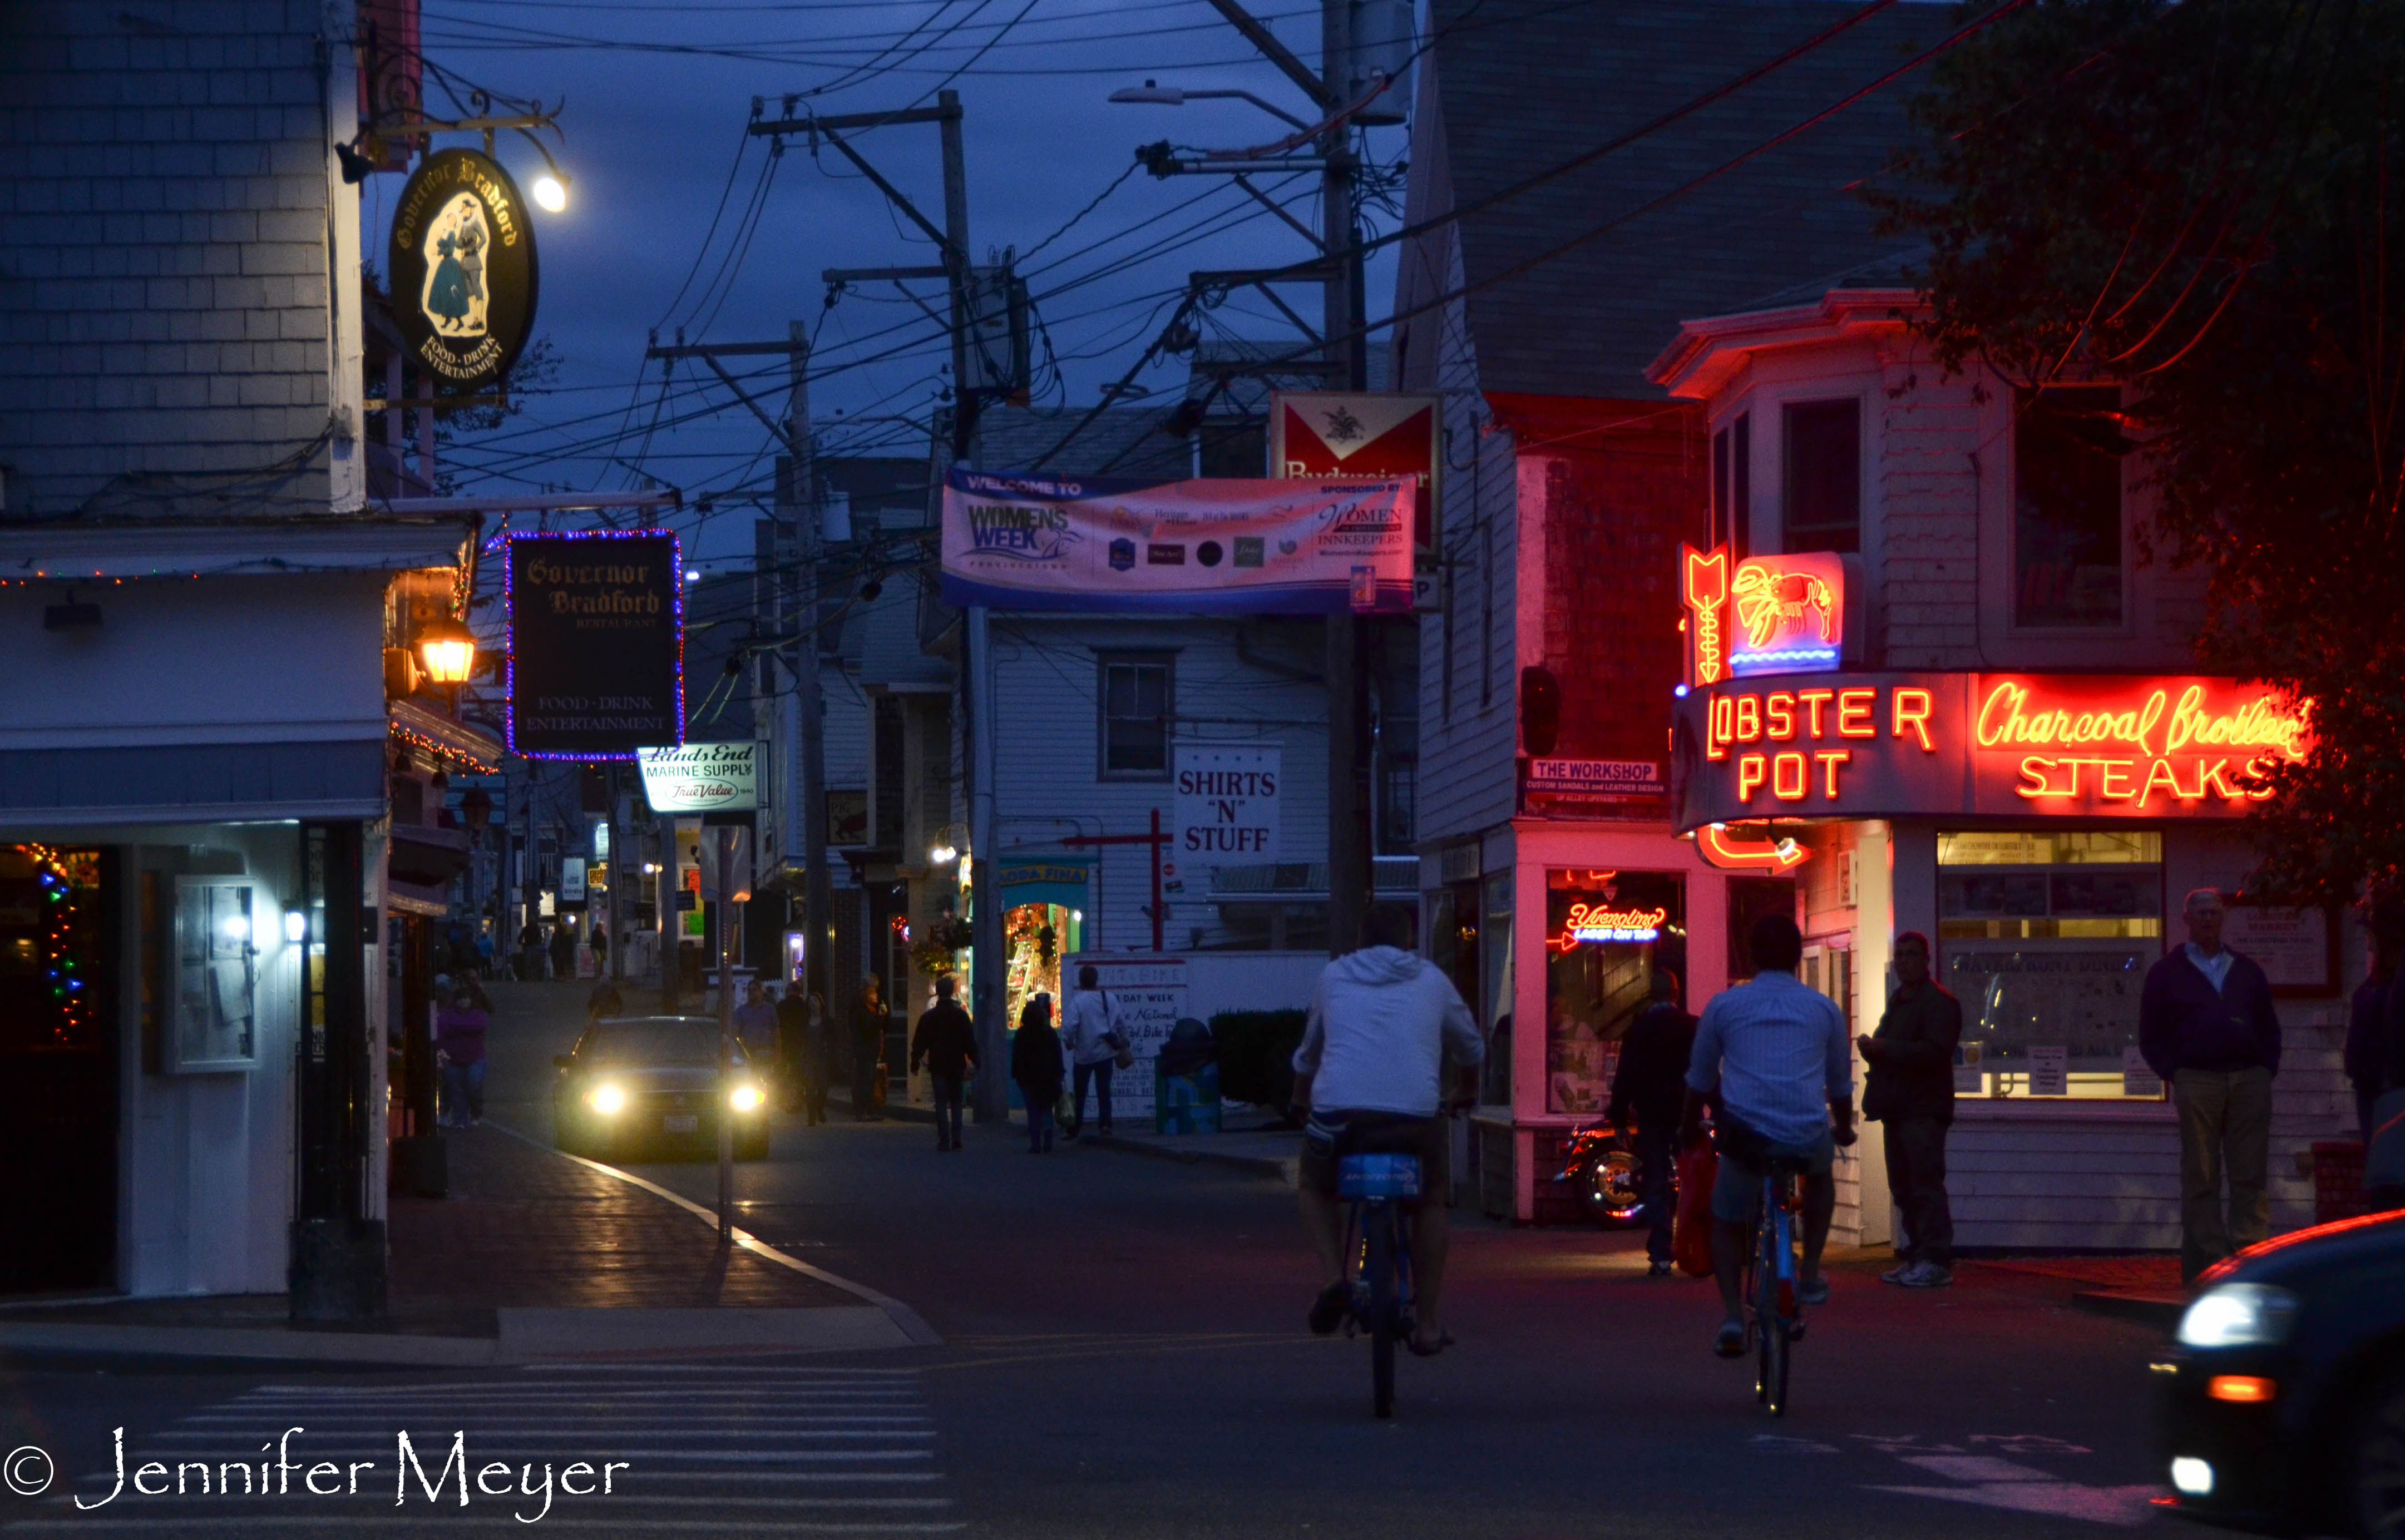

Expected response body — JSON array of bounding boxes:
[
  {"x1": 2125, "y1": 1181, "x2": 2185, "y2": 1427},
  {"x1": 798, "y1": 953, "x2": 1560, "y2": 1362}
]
[
  {"x1": 552, "y1": 1014, "x2": 771, "y2": 1162},
  {"x1": 2156, "y1": 1206, "x2": 2405, "y2": 1539}
]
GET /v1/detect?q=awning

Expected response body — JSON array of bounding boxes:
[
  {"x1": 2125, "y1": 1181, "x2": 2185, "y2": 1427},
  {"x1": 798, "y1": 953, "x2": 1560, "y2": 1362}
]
[{"x1": 0, "y1": 740, "x2": 387, "y2": 828}]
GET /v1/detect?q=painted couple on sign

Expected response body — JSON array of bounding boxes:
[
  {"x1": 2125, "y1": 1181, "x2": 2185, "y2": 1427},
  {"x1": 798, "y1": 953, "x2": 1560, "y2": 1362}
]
[{"x1": 419, "y1": 191, "x2": 490, "y2": 339}]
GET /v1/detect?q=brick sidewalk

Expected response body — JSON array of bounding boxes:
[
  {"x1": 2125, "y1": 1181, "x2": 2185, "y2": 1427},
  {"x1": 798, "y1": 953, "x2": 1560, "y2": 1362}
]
[{"x1": 384, "y1": 1125, "x2": 859, "y2": 1320}]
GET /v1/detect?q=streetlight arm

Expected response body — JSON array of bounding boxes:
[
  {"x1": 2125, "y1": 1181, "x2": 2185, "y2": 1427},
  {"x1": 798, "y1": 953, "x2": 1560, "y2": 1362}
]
[{"x1": 1178, "y1": 89, "x2": 1312, "y2": 131}]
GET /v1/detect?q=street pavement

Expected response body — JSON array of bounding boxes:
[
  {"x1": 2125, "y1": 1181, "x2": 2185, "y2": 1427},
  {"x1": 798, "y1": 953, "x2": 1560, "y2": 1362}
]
[{"x1": 0, "y1": 980, "x2": 2181, "y2": 1539}]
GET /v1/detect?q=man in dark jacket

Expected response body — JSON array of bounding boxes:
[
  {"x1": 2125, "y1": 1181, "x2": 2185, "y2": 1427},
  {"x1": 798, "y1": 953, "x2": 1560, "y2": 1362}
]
[
  {"x1": 2140, "y1": 888, "x2": 2284, "y2": 1283},
  {"x1": 1858, "y1": 932, "x2": 1962, "y2": 1289},
  {"x1": 1607, "y1": 970, "x2": 1695, "y2": 1276},
  {"x1": 909, "y1": 975, "x2": 978, "y2": 1152}
]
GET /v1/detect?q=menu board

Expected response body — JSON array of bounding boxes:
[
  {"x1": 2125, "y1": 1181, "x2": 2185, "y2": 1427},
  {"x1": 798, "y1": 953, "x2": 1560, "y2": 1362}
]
[{"x1": 2220, "y1": 905, "x2": 2335, "y2": 995}]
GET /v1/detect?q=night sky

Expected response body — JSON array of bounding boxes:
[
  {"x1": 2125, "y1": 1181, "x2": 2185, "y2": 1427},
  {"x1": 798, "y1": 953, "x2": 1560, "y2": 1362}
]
[{"x1": 381, "y1": 0, "x2": 1407, "y2": 562}]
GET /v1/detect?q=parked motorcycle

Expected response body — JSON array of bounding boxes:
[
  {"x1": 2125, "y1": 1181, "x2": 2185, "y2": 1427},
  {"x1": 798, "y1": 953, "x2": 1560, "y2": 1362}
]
[{"x1": 1550, "y1": 1122, "x2": 1661, "y2": 1227}]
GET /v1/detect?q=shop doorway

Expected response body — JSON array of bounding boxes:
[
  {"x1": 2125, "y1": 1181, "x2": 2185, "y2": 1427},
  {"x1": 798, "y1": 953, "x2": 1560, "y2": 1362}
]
[{"x1": 0, "y1": 845, "x2": 118, "y2": 1294}]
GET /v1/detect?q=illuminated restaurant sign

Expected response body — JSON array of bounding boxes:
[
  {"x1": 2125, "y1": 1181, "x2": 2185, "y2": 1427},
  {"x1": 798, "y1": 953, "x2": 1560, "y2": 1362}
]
[
  {"x1": 1682, "y1": 544, "x2": 1848, "y2": 682},
  {"x1": 1670, "y1": 672, "x2": 2309, "y2": 830},
  {"x1": 1550, "y1": 899, "x2": 1671, "y2": 950}
]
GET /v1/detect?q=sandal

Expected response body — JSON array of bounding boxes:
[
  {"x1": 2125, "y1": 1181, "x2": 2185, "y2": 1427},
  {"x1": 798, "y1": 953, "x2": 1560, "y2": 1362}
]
[{"x1": 1407, "y1": 1329, "x2": 1455, "y2": 1358}]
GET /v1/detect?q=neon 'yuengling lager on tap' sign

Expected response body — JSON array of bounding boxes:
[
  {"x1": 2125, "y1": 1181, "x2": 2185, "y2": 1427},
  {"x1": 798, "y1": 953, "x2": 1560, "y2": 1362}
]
[{"x1": 1670, "y1": 672, "x2": 2311, "y2": 830}]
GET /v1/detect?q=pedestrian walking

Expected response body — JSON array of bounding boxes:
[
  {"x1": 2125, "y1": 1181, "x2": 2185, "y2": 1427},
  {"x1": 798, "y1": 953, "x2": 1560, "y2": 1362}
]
[
  {"x1": 434, "y1": 987, "x2": 489, "y2": 1128},
  {"x1": 910, "y1": 976, "x2": 977, "y2": 1152},
  {"x1": 2345, "y1": 900, "x2": 2404, "y2": 1140},
  {"x1": 1061, "y1": 964, "x2": 1122, "y2": 1140},
  {"x1": 734, "y1": 980, "x2": 780, "y2": 1071},
  {"x1": 548, "y1": 920, "x2": 576, "y2": 982},
  {"x1": 2140, "y1": 888, "x2": 2284, "y2": 1283},
  {"x1": 1606, "y1": 970, "x2": 1695, "y2": 1276},
  {"x1": 589, "y1": 923, "x2": 610, "y2": 975},
  {"x1": 1859, "y1": 931, "x2": 1961, "y2": 1288},
  {"x1": 585, "y1": 978, "x2": 624, "y2": 1022},
  {"x1": 474, "y1": 925, "x2": 495, "y2": 979},
  {"x1": 851, "y1": 977, "x2": 892, "y2": 1120},
  {"x1": 1013, "y1": 992, "x2": 1065, "y2": 1153},
  {"x1": 517, "y1": 919, "x2": 545, "y2": 981}
]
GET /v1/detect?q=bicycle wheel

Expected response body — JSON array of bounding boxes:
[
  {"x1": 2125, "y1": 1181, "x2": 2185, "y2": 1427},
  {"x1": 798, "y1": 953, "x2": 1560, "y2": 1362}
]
[
  {"x1": 1365, "y1": 1205, "x2": 1398, "y2": 1419},
  {"x1": 1759, "y1": 1200, "x2": 1793, "y2": 1416}
]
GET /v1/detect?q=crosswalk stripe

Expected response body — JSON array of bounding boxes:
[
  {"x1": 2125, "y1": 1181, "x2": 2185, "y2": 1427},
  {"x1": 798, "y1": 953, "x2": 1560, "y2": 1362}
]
[{"x1": 6, "y1": 1522, "x2": 967, "y2": 1534}]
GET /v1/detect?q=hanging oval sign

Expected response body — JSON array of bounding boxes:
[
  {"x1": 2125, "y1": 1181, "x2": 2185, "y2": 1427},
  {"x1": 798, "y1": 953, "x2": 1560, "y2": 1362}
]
[{"x1": 387, "y1": 147, "x2": 540, "y2": 392}]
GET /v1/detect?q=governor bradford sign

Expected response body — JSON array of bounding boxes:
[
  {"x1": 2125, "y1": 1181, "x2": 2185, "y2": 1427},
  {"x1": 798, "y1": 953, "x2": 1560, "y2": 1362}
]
[
  {"x1": 387, "y1": 148, "x2": 539, "y2": 392},
  {"x1": 939, "y1": 468, "x2": 1414, "y2": 613},
  {"x1": 506, "y1": 532, "x2": 683, "y2": 760},
  {"x1": 1670, "y1": 671, "x2": 2309, "y2": 830}
]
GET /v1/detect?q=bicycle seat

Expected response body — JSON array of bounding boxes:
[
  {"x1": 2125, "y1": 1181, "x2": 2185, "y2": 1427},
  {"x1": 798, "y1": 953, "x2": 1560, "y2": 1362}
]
[{"x1": 1337, "y1": 1153, "x2": 1423, "y2": 1200}]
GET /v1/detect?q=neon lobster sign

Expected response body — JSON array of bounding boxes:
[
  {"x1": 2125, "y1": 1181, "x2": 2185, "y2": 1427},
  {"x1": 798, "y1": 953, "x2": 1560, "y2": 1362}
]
[{"x1": 1682, "y1": 544, "x2": 1846, "y2": 682}]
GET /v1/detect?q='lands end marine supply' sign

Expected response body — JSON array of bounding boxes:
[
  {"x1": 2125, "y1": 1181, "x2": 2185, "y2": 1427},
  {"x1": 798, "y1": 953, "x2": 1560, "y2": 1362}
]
[
  {"x1": 939, "y1": 468, "x2": 1414, "y2": 613},
  {"x1": 388, "y1": 148, "x2": 539, "y2": 392},
  {"x1": 506, "y1": 532, "x2": 683, "y2": 760},
  {"x1": 636, "y1": 742, "x2": 760, "y2": 814}
]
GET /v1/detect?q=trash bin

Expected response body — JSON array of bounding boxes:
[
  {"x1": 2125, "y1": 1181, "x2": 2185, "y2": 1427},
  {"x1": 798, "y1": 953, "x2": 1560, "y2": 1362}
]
[{"x1": 1155, "y1": 1017, "x2": 1222, "y2": 1135}]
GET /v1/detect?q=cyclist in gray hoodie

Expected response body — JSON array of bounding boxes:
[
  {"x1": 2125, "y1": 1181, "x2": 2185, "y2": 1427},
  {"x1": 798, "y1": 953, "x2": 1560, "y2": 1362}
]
[{"x1": 1291, "y1": 906, "x2": 1483, "y2": 1356}]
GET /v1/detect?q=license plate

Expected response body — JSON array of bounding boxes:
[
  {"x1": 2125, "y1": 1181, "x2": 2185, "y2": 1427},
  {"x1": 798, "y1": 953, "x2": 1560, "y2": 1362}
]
[{"x1": 661, "y1": 1114, "x2": 699, "y2": 1133}]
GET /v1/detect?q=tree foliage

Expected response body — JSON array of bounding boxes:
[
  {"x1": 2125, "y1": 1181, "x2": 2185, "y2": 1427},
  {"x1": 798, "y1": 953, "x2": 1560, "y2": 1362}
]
[{"x1": 1876, "y1": 0, "x2": 2405, "y2": 903}]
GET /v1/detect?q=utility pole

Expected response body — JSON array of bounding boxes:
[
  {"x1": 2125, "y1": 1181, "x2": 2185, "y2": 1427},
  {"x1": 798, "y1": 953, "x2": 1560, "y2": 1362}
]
[{"x1": 784, "y1": 321, "x2": 834, "y2": 1020}]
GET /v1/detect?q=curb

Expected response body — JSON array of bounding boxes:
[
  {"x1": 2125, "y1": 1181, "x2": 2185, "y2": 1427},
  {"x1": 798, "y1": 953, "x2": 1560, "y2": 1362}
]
[
  {"x1": 1088, "y1": 1131, "x2": 1299, "y2": 1186},
  {"x1": 0, "y1": 1322, "x2": 500, "y2": 1369},
  {"x1": 2069, "y1": 1289, "x2": 2186, "y2": 1330}
]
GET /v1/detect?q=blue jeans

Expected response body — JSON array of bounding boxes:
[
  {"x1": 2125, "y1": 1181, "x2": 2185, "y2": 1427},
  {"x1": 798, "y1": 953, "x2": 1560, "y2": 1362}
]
[
  {"x1": 1636, "y1": 1124, "x2": 1678, "y2": 1264},
  {"x1": 1024, "y1": 1092, "x2": 1055, "y2": 1151},
  {"x1": 931, "y1": 1073, "x2": 965, "y2": 1147},
  {"x1": 442, "y1": 1059, "x2": 486, "y2": 1125},
  {"x1": 1073, "y1": 1061, "x2": 1114, "y2": 1135}
]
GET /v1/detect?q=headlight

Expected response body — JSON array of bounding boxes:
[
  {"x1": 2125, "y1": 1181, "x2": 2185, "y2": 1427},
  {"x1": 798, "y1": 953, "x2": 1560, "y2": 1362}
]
[
  {"x1": 729, "y1": 1083, "x2": 763, "y2": 1113},
  {"x1": 2176, "y1": 1283, "x2": 2299, "y2": 1348},
  {"x1": 2170, "y1": 1457, "x2": 2214, "y2": 1496},
  {"x1": 587, "y1": 1083, "x2": 627, "y2": 1115}
]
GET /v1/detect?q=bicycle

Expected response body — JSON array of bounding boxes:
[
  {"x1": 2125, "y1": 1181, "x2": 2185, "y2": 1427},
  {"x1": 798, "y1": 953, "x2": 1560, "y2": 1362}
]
[
  {"x1": 1744, "y1": 1154, "x2": 1813, "y2": 1417},
  {"x1": 1337, "y1": 1149, "x2": 1421, "y2": 1420}
]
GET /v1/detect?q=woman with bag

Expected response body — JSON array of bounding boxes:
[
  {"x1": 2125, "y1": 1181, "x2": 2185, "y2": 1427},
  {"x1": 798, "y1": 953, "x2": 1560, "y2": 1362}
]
[
  {"x1": 1012, "y1": 993, "x2": 1066, "y2": 1153},
  {"x1": 1061, "y1": 964, "x2": 1120, "y2": 1140}
]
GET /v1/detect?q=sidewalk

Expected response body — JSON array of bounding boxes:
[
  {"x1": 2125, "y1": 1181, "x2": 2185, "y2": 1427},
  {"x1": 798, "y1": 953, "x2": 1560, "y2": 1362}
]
[{"x1": 0, "y1": 983, "x2": 934, "y2": 1366}]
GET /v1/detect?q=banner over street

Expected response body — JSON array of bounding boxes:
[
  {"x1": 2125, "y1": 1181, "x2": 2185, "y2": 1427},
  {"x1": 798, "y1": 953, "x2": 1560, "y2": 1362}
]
[{"x1": 940, "y1": 468, "x2": 1413, "y2": 613}]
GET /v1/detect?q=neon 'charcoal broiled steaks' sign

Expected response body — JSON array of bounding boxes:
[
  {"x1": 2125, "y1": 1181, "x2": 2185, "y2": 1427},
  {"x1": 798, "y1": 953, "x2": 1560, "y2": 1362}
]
[
  {"x1": 388, "y1": 148, "x2": 539, "y2": 391},
  {"x1": 506, "y1": 533, "x2": 683, "y2": 760}
]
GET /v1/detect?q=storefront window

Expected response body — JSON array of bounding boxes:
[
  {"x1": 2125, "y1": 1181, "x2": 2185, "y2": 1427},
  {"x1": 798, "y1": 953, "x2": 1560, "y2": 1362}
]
[
  {"x1": 1544, "y1": 869, "x2": 1685, "y2": 1116},
  {"x1": 1938, "y1": 830, "x2": 2163, "y2": 1099}
]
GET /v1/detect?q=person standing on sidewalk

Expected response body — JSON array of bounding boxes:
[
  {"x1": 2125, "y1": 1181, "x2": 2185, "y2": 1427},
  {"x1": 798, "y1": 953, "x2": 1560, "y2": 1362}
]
[
  {"x1": 434, "y1": 987, "x2": 490, "y2": 1128},
  {"x1": 910, "y1": 975, "x2": 977, "y2": 1152},
  {"x1": 1859, "y1": 932, "x2": 1960, "y2": 1289},
  {"x1": 549, "y1": 919, "x2": 576, "y2": 982},
  {"x1": 1013, "y1": 993, "x2": 1065, "y2": 1153},
  {"x1": 2344, "y1": 900, "x2": 2404, "y2": 1139},
  {"x1": 589, "y1": 922, "x2": 609, "y2": 976},
  {"x1": 517, "y1": 919, "x2": 545, "y2": 981},
  {"x1": 775, "y1": 986, "x2": 817, "y2": 1122},
  {"x1": 1061, "y1": 965, "x2": 1122, "y2": 1141},
  {"x1": 851, "y1": 977, "x2": 892, "y2": 1121},
  {"x1": 734, "y1": 980, "x2": 780, "y2": 1069},
  {"x1": 1606, "y1": 970, "x2": 1695, "y2": 1277},
  {"x1": 2141, "y1": 888, "x2": 2284, "y2": 1284}
]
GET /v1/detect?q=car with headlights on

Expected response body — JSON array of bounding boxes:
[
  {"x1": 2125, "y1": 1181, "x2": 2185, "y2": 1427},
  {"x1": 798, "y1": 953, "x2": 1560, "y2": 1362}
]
[
  {"x1": 552, "y1": 1016, "x2": 771, "y2": 1161},
  {"x1": 2155, "y1": 1208, "x2": 2405, "y2": 1537}
]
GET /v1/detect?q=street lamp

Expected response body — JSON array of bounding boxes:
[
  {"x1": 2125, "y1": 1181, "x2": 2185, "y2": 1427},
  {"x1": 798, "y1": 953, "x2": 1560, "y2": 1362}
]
[
  {"x1": 414, "y1": 616, "x2": 477, "y2": 687},
  {"x1": 1108, "y1": 80, "x2": 1310, "y2": 130}
]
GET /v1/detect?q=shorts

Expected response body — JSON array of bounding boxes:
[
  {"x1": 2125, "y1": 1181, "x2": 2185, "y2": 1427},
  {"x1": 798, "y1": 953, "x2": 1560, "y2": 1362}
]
[
  {"x1": 1711, "y1": 1129, "x2": 1836, "y2": 1225},
  {"x1": 1299, "y1": 1110, "x2": 1448, "y2": 1199}
]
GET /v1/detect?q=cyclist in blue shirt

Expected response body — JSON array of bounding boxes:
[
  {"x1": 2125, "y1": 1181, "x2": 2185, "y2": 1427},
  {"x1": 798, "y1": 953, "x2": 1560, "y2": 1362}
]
[{"x1": 1679, "y1": 912, "x2": 1856, "y2": 1359}]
